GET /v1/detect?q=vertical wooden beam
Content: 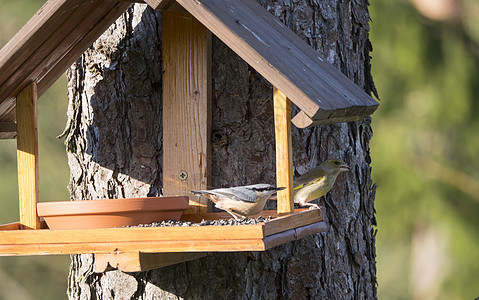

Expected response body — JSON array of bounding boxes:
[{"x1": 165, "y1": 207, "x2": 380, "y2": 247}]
[
  {"x1": 162, "y1": 11, "x2": 212, "y2": 214},
  {"x1": 274, "y1": 88, "x2": 294, "y2": 215},
  {"x1": 16, "y1": 82, "x2": 41, "y2": 229}
]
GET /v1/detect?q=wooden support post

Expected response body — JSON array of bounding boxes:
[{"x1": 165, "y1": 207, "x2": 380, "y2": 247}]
[
  {"x1": 162, "y1": 10, "x2": 212, "y2": 214},
  {"x1": 16, "y1": 82, "x2": 41, "y2": 229},
  {"x1": 274, "y1": 88, "x2": 294, "y2": 215}
]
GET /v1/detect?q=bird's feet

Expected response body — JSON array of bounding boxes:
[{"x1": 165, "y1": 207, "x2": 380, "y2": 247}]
[{"x1": 226, "y1": 211, "x2": 245, "y2": 221}]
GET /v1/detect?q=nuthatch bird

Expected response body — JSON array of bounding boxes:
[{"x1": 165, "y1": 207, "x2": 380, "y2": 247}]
[
  {"x1": 191, "y1": 184, "x2": 285, "y2": 220},
  {"x1": 293, "y1": 158, "x2": 350, "y2": 209}
]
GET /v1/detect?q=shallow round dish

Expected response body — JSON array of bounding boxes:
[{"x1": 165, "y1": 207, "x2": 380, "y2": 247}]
[{"x1": 37, "y1": 196, "x2": 189, "y2": 230}]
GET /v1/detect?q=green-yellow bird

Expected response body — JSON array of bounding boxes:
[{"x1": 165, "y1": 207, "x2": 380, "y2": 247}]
[{"x1": 293, "y1": 158, "x2": 350, "y2": 209}]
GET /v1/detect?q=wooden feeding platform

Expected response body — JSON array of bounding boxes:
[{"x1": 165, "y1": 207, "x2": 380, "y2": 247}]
[
  {"x1": 0, "y1": 209, "x2": 325, "y2": 271},
  {"x1": 0, "y1": 0, "x2": 377, "y2": 272}
]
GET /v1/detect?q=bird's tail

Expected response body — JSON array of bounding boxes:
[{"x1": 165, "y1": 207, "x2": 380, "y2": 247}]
[
  {"x1": 191, "y1": 190, "x2": 205, "y2": 196},
  {"x1": 190, "y1": 190, "x2": 218, "y2": 203}
]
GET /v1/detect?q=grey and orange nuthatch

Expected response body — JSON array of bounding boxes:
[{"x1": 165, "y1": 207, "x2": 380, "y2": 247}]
[
  {"x1": 293, "y1": 158, "x2": 350, "y2": 209},
  {"x1": 191, "y1": 184, "x2": 285, "y2": 220}
]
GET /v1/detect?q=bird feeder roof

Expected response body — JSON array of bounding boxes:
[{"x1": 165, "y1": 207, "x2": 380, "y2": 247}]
[{"x1": 0, "y1": 0, "x2": 378, "y2": 139}]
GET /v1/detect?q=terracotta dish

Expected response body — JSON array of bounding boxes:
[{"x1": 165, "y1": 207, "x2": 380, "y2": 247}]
[{"x1": 37, "y1": 196, "x2": 189, "y2": 230}]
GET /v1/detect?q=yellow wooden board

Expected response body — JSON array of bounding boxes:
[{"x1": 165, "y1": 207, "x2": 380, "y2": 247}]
[
  {"x1": 274, "y1": 88, "x2": 294, "y2": 214},
  {"x1": 16, "y1": 83, "x2": 41, "y2": 230},
  {"x1": 162, "y1": 10, "x2": 212, "y2": 213}
]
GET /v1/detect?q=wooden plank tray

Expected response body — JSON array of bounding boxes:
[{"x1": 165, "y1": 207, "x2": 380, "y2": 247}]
[{"x1": 0, "y1": 209, "x2": 325, "y2": 256}]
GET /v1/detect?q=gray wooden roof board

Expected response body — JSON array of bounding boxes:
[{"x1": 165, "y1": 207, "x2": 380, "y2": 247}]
[
  {"x1": 0, "y1": 1, "x2": 102, "y2": 104},
  {"x1": 240, "y1": 0, "x2": 375, "y2": 108},
  {"x1": 0, "y1": 0, "x2": 131, "y2": 125},
  {"x1": 0, "y1": 0, "x2": 82, "y2": 86},
  {"x1": 177, "y1": 0, "x2": 378, "y2": 122},
  {"x1": 238, "y1": 0, "x2": 378, "y2": 111},
  {"x1": 178, "y1": 0, "x2": 336, "y2": 117}
]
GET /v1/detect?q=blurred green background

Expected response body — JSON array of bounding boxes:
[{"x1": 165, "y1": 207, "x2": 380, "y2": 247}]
[
  {"x1": 370, "y1": 0, "x2": 479, "y2": 299},
  {"x1": 1, "y1": 0, "x2": 478, "y2": 299}
]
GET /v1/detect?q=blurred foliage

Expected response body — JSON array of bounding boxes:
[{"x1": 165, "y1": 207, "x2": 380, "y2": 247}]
[
  {"x1": 0, "y1": 0, "x2": 70, "y2": 299},
  {"x1": 370, "y1": 0, "x2": 479, "y2": 299}
]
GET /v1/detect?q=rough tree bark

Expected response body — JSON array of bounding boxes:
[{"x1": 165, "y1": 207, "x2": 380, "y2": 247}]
[{"x1": 63, "y1": 1, "x2": 377, "y2": 299}]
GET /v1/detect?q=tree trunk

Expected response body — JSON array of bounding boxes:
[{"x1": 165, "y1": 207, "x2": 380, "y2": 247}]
[{"x1": 64, "y1": 2, "x2": 377, "y2": 299}]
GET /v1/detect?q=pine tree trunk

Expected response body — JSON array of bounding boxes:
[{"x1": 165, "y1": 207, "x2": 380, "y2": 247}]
[{"x1": 64, "y1": 2, "x2": 377, "y2": 299}]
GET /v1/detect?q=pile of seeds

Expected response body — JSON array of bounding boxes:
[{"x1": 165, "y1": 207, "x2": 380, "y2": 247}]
[{"x1": 133, "y1": 216, "x2": 272, "y2": 228}]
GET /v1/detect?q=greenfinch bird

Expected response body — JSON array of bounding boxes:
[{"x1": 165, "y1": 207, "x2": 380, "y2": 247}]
[
  {"x1": 191, "y1": 184, "x2": 285, "y2": 219},
  {"x1": 293, "y1": 158, "x2": 350, "y2": 209}
]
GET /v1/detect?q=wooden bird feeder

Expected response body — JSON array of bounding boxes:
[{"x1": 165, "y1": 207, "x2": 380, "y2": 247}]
[{"x1": 0, "y1": 0, "x2": 378, "y2": 272}]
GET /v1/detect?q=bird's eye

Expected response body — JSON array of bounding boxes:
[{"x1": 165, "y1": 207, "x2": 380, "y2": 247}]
[{"x1": 334, "y1": 161, "x2": 341, "y2": 165}]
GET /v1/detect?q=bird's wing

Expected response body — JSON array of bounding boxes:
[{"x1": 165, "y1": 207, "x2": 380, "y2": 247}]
[
  {"x1": 293, "y1": 167, "x2": 326, "y2": 189},
  {"x1": 212, "y1": 187, "x2": 257, "y2": 203}
]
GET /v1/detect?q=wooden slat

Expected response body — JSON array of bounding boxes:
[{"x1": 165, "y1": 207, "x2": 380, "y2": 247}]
[
  {"x1": 16, "y1": 83, "x2": 41, "y2": 230},
  {"x1": 273, "y1": 88, "x2": 294, "y2": 214},
  {"x1": 0, "y1": 239, "x2": 268, "y2": 256},
  {"x1": 0, "y1": 225, "x2": 265, "y2": 245},
  {"x1": 94, "y1": 252, "x2": 207, "y2": 272},
  {"x1": 0, "y1": 222, "x2": 327, "y2": 256},
  {"x1": 175, "y1": 0, "x2": 378, "y2": 124},
  {"x1": 295, "y1": 221, "x2": 328, "y2": 240},
  {"x1": 291, "y1": 110, "x2": 371, "y2": 128},
  {"x1": 263, "y1": 221, "x2": 327, "y2": 250},
  {"x1": 263, "y1": 208, "x2": 322, "y2": 236},
  {"x1": 0, "y1": 122, "x2": 17, "y2": 139},
  {"x1": 262, "y1": 228, "x2": 296, "y2": 250},
  {"x1": 162, "y1": 10, "x2": 212, "y2": 213}
]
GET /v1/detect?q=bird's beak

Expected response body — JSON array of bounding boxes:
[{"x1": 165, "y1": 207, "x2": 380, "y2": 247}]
[
  {"x1": 273, "y1": 187, "x2": 286, "y2": 193},
  {"x1": 340, "y1": 164, "x2": 350, "y2": 172}
]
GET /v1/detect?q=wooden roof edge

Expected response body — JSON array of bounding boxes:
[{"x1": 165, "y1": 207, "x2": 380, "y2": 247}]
[{"x1": 292, "y1": 103, "x2": 378, "y2": 128}]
